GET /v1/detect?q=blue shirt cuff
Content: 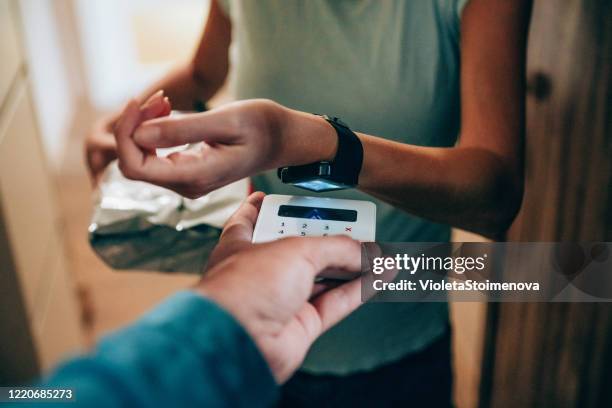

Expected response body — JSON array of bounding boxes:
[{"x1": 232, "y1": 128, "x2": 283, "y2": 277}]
[
  {"x1": 42, "y1": 290, "x2": 278, "y2": 408},
  {"x1": 130, "y1": 290, "x2": 279, "y2": 405}
]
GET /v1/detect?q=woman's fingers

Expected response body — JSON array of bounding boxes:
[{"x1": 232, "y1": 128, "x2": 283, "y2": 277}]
[
  {"x1": 115, "y1": 99, "x2": 176, "y2": 183},
  {"x1": 141, "y1": 91, "x2": 172, "y2": 122},
  {"x1": 114, "y1": 93, "x2": 203, "y2": 187},
  {"x1": 142, "y1": 90, "x2": 164, "y2": 108},
  {"x1": 133, "y1": 110, "x2": 240, "y2": 148},
  {"x1": 115, "y1": 100, "x2": 266, "y2": 198},
  {"x1": 114, "y1": 100, "x2": 146, "y2": 178},
  {"x1": 137, "y1": 91, "x2": 172, "y2": 156}
]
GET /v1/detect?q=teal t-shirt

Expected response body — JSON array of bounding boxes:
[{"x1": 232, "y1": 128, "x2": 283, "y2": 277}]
[{"x1": 218, "y1": 0, "x2": 469, "y2": 374}]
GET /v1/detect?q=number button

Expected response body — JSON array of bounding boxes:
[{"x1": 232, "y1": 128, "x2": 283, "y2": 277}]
[
  {"x1": 278, "y1": 230, "x2": 284, "y2": 235},
  {"x1": 301, "y1": 223, "x2": 308, "y2": 229},
  {"x1": 323, "y1": 225, "x2": 330, "y2": 230},
  {"x1": 300, "y1": 231, "x2": 306, "y2": 236}
]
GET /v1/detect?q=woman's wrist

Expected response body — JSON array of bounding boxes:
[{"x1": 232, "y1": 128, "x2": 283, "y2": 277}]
[{"x1": 276, "y1": 107, "x2": 338, "y2": 168}]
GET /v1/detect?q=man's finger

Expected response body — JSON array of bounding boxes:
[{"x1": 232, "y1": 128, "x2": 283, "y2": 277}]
[
  {"x1": 308, "y1": 278, "x2": 362, "y2": 334},
  {"x1": 291, "y1": 236, "x2": 362, "y2": 280},
  {"x1": 310, "y1": 280, "x2": 343, "y2": 298},
  {"x1": 311, "y1": 279, "x2": 362, "y2": 332},
  {"x1": 219, "y1": 192, "x2": 265, "y2": 243},
  {"x1": 133, "y1": 110, "x2": 239, "y2": 148},
  {"x1": 205, "y1": 192, "x2": 265, "y2": 269}
]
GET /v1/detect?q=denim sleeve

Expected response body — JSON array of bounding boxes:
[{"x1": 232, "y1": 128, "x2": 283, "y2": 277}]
[{"x1": 36, "y1": 291, "x2": 278, "y2": 408}]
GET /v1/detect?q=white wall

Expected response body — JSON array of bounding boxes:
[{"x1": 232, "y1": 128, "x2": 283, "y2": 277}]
[
  {"x1": 18, "y1": 0, "x2": 78, "y2": 167},
  {"x1": 74, "y1": 0, "x2": 208, "y2": 110},
  {"x1": 17, "y1": 0, "x2": 207, "y2": 167}
]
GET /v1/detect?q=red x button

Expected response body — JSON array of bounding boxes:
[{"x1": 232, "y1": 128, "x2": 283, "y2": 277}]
[{"x1": 345, "y1": 227, "x2": 352, "y2": 232}]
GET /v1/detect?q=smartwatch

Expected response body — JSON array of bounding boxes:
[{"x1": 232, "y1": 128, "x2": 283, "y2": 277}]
[{"x1": 277, "y1": 115, "x2": 363, "y2": 192}]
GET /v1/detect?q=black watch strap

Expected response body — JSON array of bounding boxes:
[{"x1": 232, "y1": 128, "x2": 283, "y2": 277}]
[{"x1": 319, "y1": 115, "x2": 363, "y2": 186}]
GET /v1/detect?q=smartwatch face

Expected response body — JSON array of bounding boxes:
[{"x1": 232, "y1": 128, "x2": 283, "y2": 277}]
[{"x1": 292, "y1": 178, "x2": 348, "y2": 192}]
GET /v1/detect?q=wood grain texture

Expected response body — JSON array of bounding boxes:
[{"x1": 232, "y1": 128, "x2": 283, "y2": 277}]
[{"x1": 481, "y1": 0, "x2": 612, "y2": 407}]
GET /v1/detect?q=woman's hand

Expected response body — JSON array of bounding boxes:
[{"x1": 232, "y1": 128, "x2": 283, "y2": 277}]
[
  {"x1": 85, "y1": 115, "x2": 119, "y2": 185},
  {"x1": 113, "y1": 97, "x2": 337, "y2": 198},
  {"x1": 85, "y1": 91, "x2": 172, "y2": 185}
]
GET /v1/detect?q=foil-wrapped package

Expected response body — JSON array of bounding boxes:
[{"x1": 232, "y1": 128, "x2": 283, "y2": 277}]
[{"x1": 89, "y1": 160, "x2": 248, "y2": 274}]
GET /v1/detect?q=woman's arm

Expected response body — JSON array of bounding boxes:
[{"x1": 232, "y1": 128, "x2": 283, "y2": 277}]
[
  {"x1": 85, "y1": 0, "x2": 231, "y2": 183},
  {"x1": 114, "y1": 0, "x2": 532, "y2": 239},
  {"x1": 358, "y1": 0, "x2": 532, "y2": 237},
  {"x1": 284, "y1": 0, "x2": 533, "y2": 238},
  {"x1": 137, "y1": 0, "x2": 231, "y2": 111}
]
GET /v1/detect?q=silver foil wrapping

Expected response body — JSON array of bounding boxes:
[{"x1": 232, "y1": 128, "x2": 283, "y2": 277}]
[{"x1": 88, "y1": 160, "x2": 248, "y2": 274}]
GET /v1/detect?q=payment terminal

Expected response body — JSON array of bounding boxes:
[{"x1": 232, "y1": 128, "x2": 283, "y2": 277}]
[{"x1": 252, "y1": 194, "x2": 376, "y2": 243}]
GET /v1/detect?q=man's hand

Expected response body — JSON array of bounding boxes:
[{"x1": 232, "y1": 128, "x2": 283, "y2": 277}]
[
  {"x1": 206, "y1": 191, "x2": 265, "y2": 269},
  {"x1": 113, "y1": 98, "x2": 337, "y2": 198},
  {"x1": 194, "y1": 192, "x2": 363, "y2": 383}
]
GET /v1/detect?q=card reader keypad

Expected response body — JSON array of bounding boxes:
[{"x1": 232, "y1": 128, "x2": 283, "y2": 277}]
[
  {"x1": 277, "y1": 219, "x2": 354, "y2": 237},
  {"x1": 252, "y1": 195, "x2": 376, "y2": 244}
]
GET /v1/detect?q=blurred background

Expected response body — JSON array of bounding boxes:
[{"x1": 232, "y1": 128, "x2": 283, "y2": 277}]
[{"x1": 0, "y1": 1, "x2": 610, "y2": 407}]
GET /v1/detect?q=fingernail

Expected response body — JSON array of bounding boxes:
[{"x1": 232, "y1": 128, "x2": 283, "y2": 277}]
[
  {"x1": 134, "y1": 125, "x2": 161, "y2": 145},
  {"x1": 144, "y1": 90, "x2": 164, "y2": 107}
]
